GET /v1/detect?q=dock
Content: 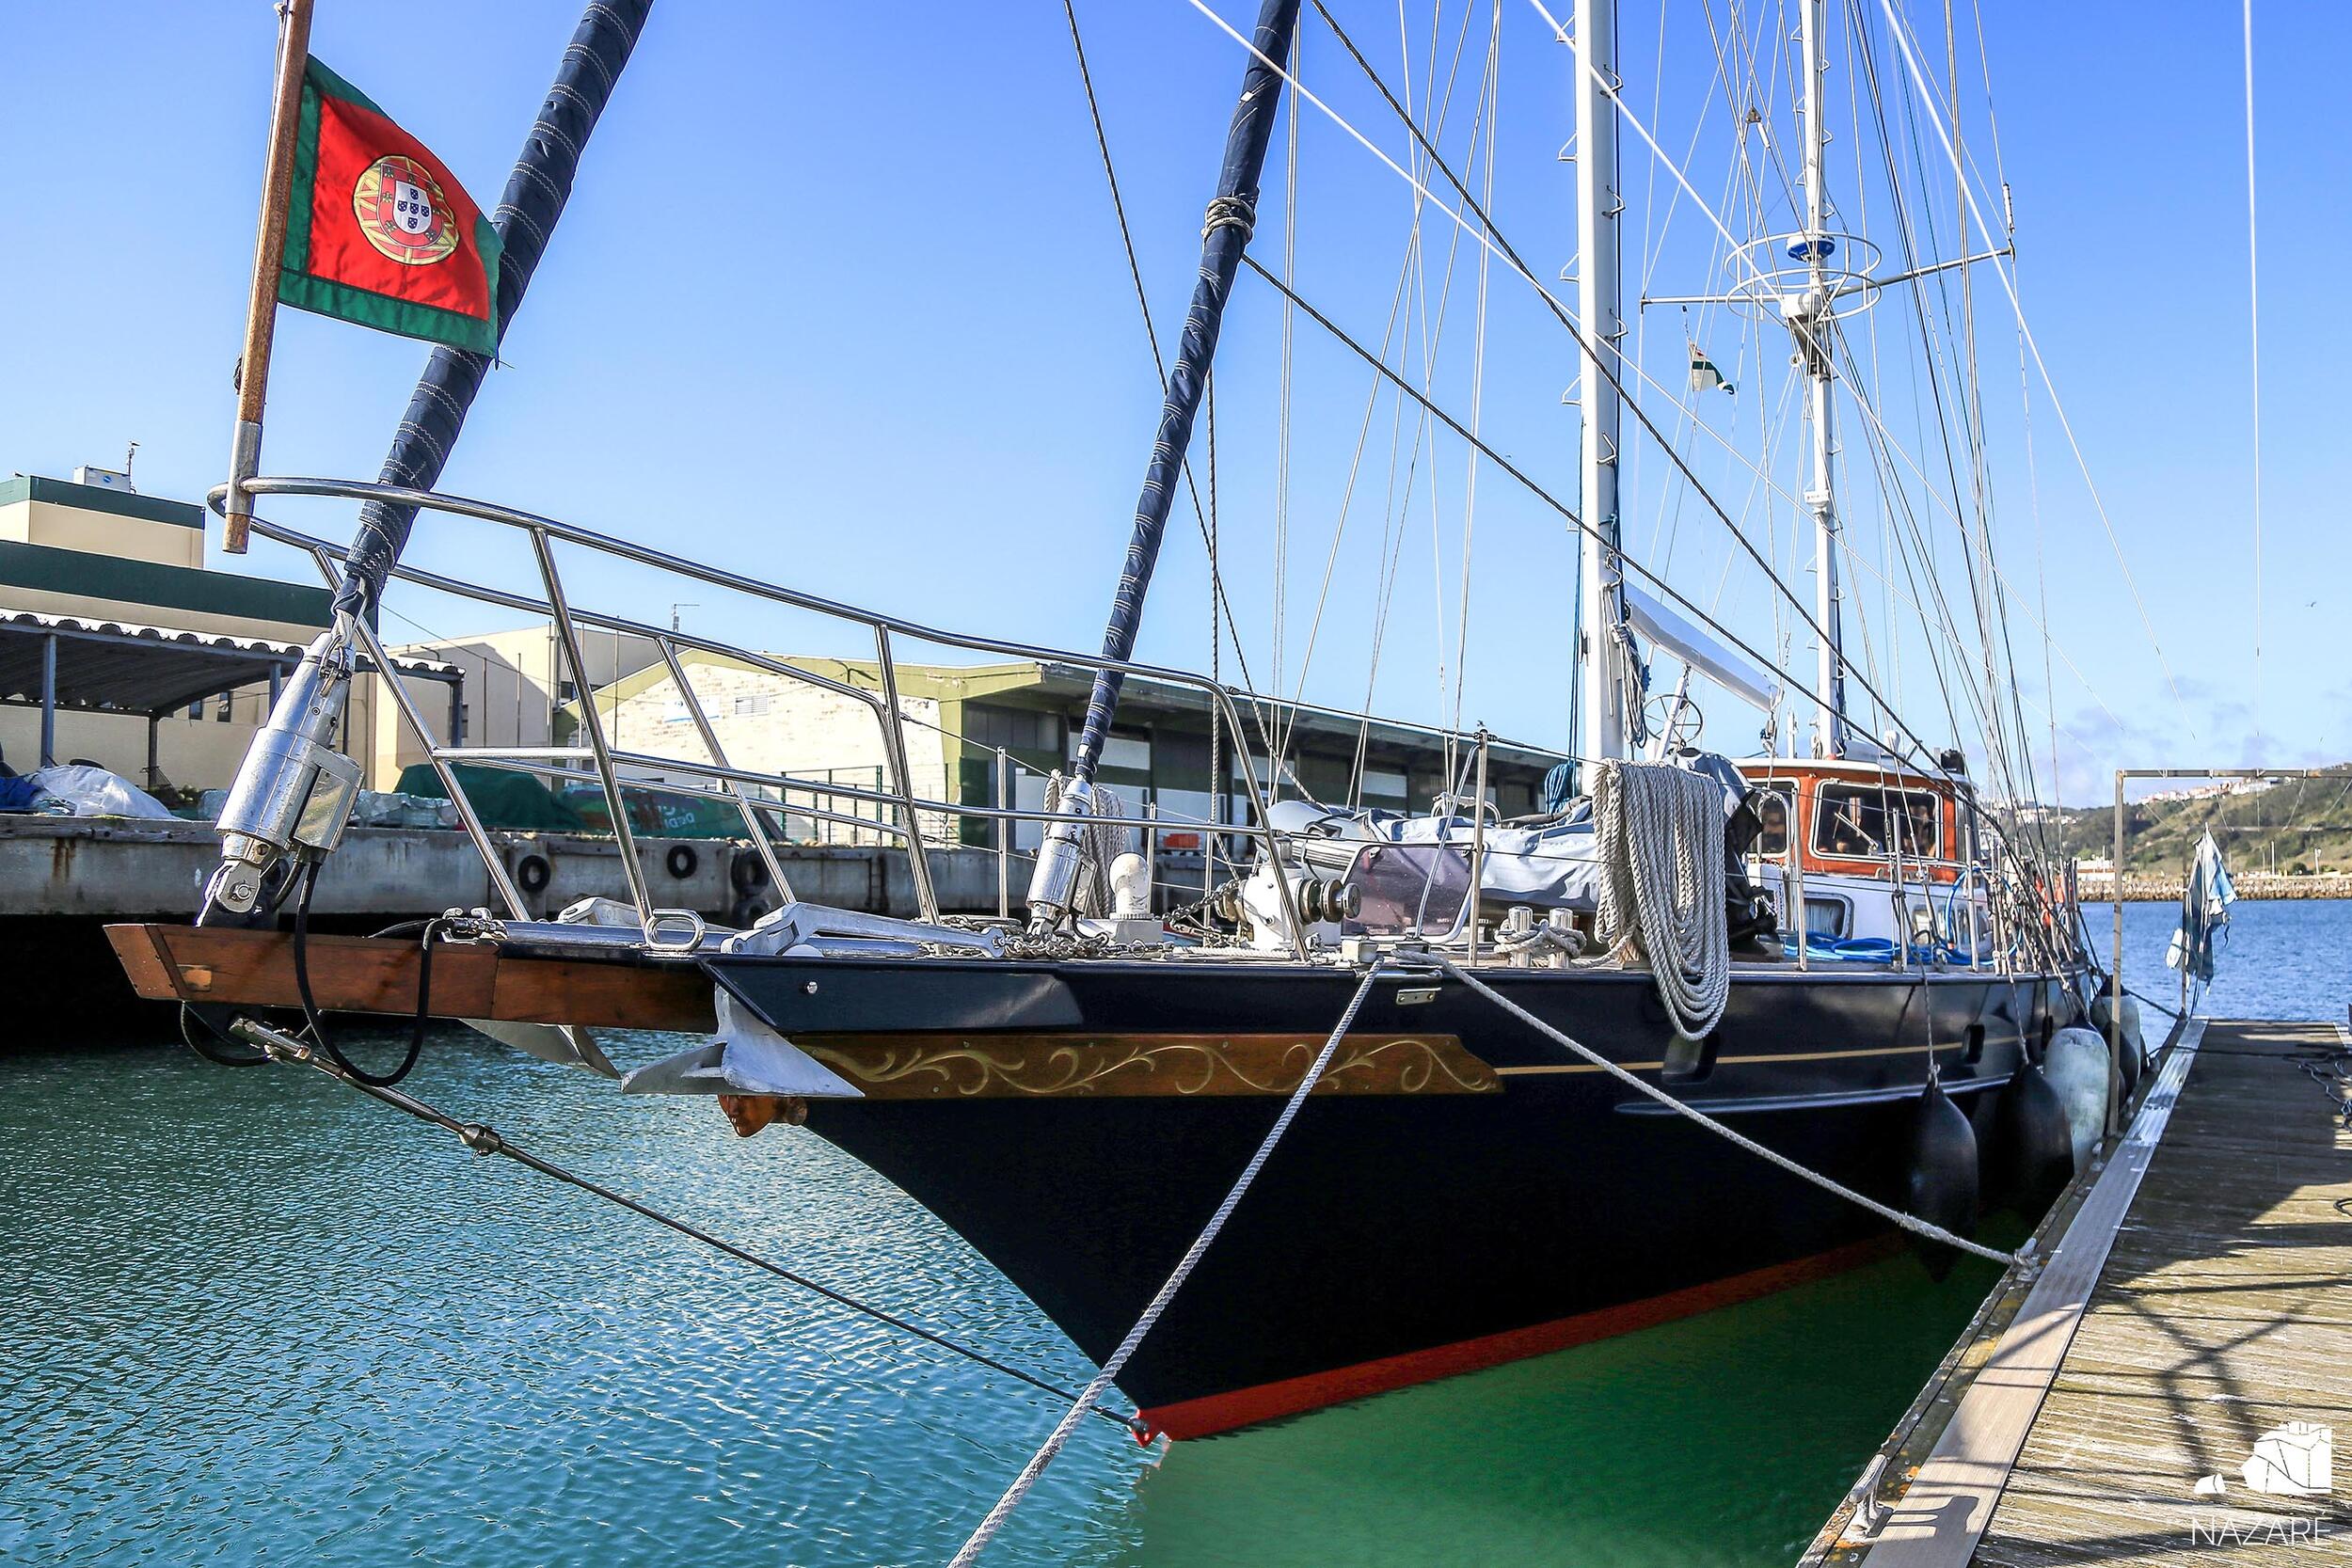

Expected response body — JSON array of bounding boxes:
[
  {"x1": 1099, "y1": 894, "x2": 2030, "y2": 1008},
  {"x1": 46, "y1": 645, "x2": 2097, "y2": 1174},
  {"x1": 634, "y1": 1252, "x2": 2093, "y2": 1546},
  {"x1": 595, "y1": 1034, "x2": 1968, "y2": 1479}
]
[{"x1": 1807, "y1": 1017, "x2": 2352, "y2": 1565}]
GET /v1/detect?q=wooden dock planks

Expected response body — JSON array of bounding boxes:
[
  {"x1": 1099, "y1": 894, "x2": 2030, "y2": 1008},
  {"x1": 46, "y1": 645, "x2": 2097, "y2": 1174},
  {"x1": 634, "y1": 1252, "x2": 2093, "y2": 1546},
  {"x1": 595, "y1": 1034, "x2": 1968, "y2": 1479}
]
[
  {"x1": 1846, "y1": 1019, "x2": 2352, "y2": 1567},
  {"x1": 1970, "y1": 1019, "x2": 2352, "y2": 1566}
]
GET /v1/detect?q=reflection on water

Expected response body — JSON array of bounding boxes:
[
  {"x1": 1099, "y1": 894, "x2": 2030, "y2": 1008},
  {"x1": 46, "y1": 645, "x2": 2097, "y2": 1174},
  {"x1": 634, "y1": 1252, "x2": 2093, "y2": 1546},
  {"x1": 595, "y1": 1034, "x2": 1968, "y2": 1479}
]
[{"x1": 3, "y1": 900, "x2": 2342, "y2": 1565}]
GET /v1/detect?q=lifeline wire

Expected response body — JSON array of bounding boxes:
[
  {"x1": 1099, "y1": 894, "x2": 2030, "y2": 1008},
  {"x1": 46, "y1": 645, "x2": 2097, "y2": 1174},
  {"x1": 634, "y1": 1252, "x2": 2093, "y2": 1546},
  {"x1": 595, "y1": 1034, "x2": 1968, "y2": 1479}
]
[
  {"x1": 947, "y1": 961, "x2": 1388, "y2": 1567},
  {"x1": 223, "y1": 1018, "x2": 1144, "y2": 1438},
  {"x1": 1432, "y1": 957, "x2": 2020, "y2": 1268}
]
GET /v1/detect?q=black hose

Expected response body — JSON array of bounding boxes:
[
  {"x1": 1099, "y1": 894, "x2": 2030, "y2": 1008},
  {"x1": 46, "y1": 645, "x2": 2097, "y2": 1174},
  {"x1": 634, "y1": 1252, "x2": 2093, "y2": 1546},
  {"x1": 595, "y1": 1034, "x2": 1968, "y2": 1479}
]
[
  {"x1": 367, "y1": 917, "x2": 435, "y2": 941},
  {"x1": 179, "y1": 1003, "x2": 270, "y2": 1068},
  {"x1": 292, "y1": 861, "x2": 429, "y2": 1087}
]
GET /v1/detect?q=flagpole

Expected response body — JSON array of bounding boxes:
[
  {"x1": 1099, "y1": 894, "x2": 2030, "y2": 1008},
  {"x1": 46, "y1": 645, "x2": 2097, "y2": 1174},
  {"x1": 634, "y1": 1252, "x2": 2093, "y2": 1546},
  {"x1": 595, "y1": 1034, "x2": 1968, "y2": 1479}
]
[{"x1": 223, "y1": 0, "x2": 314, "y2": 555}]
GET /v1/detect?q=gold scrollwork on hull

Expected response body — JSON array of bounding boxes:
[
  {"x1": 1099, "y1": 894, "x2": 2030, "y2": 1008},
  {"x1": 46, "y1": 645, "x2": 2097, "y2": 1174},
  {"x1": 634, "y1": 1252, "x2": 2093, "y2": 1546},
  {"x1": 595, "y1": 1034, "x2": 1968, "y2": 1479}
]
[{"x1": 793, "y1": 1032, "x2": 1500, "y2": 1099}]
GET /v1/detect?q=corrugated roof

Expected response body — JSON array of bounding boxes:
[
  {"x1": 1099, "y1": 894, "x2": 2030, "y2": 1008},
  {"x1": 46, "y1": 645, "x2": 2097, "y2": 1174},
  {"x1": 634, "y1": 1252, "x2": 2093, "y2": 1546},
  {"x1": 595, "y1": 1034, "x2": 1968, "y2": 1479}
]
[{"x1": 0, "y1": 609, "x2": 458, "y2": 718}]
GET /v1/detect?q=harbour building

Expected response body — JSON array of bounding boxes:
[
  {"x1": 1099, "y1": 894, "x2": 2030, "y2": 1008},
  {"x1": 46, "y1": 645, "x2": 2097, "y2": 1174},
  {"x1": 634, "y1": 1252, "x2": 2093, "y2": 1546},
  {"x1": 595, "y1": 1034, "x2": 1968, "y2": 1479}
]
[
  {"x1": 576, "y1": 653, "x2": 1565, "y2": 848},
  {"x1": 0, "y1": 468, "x2": 455, "y2": 793}
]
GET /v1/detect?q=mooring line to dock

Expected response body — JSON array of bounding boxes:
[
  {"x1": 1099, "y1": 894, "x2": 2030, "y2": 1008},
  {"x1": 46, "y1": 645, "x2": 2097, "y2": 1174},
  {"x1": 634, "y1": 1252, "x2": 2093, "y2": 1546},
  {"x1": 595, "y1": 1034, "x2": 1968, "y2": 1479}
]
[
  {"x1": 1432, "y1": 958, "x2": 2023, "y2": 1268},
  {"x1": 220, "y1": 1018, "x2": 1147, "y2": 1439},
  {"x1": 947, "y1": 961, "x2": 1390, "y2": 1568}
]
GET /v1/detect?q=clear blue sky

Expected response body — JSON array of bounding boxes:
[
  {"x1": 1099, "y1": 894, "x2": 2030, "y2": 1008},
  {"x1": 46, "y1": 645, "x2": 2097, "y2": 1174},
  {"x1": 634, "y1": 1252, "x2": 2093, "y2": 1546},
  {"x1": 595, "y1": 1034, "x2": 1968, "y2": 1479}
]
[{"x1": 3, "y1": 1, "x2": 2341, "y2": 803}]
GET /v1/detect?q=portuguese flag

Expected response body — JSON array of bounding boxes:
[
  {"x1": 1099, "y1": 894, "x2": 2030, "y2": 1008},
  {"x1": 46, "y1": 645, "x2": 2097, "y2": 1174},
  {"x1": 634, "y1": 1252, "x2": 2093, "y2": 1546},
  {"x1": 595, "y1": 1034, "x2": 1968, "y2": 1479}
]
[{"x1": 277, "y1": 58, "x2": 501, "y2": 354}]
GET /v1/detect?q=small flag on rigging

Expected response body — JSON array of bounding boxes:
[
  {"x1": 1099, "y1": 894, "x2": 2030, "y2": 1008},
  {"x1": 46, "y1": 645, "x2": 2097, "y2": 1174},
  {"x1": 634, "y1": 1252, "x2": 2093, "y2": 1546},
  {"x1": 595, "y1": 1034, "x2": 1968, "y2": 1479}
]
[
  {"x1": 274, "y1": 57, "x2": 502, "y2": 354},
  {"x1": 1688, "y1": 342, "x2": 1735, "y2": 396}
]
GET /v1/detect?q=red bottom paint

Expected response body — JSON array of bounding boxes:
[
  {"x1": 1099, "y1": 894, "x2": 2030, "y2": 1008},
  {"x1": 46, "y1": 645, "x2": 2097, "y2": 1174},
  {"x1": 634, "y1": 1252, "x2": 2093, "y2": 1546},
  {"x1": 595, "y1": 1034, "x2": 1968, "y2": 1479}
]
[{"x1": 1137, "y1": 1235, "x2": 1900, "y2": 1439}]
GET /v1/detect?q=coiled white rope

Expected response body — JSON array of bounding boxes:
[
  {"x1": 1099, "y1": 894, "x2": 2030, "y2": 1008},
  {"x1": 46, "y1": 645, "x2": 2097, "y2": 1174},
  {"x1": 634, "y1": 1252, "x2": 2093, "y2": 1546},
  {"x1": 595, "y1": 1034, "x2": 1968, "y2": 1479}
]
[
  {"x1": 1595, "y1": 759, "x2": 1732, "y2": 1039},
  {"x1": 947, "y1": 962, "x2": 1388, "y2": 1566},
  {"x1": 1432, "y1": 957, "x2": 2020, "y2": 1268}
]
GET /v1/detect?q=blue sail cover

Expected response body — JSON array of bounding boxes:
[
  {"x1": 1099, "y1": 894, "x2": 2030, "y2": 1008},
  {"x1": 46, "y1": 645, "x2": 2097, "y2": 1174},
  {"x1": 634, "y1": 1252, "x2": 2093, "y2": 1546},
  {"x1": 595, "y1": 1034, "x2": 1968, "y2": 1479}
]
[{"x1": 2165, "y1": 830, "x2": 2236, "y2": 985}]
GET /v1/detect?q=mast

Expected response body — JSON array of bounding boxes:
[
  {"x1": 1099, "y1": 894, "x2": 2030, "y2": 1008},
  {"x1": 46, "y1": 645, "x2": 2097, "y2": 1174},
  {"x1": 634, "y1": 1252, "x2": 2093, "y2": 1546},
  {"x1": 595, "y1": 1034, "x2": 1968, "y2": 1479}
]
[
  {"x1": 1573, "y1": 0, "x2": 1629, "y2": 765},
  {"x1": 1795, "y1": 0, "x2": 1850, "y2": 756},
  {"x1": 1026, "y1": 0, "x2": 1301, "y2": 931}
]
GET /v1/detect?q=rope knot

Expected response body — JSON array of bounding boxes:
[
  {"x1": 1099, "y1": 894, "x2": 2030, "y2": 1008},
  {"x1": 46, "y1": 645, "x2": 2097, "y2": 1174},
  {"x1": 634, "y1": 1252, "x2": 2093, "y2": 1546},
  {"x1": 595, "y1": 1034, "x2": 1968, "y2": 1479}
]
[{"x1": 1201, "y1": 194, "x2": 1257, "y2": 243}]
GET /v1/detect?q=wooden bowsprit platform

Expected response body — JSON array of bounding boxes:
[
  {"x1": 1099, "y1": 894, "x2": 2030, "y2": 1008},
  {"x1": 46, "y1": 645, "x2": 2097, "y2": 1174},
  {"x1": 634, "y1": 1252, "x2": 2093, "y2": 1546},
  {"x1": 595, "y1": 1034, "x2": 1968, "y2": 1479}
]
[{"x1": 1809, "y1": 1018, "x2": 2352, "y2": 1566}]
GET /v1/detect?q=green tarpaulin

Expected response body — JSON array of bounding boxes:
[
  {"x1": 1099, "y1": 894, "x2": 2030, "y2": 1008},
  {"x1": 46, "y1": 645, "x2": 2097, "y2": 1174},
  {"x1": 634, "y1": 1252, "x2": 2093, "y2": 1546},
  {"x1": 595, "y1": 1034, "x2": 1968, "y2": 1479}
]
[
  {"x1": 557, "y1": 784, "x2": 750, "y2": 839},
  {"x1": 393, "y1": 764, "x2": 750, "y2": 839},
  {"x1": 394, "y1": 764, "x2": 583, "y2": 832}
]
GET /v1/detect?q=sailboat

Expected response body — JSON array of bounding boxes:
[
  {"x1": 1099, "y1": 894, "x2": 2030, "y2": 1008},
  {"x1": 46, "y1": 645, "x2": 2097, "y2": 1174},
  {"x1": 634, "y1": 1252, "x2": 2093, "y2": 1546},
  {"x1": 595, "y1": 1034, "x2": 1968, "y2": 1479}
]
[{"x1": 117, "y1": 0, "x2": 2100, "y2": 1441}]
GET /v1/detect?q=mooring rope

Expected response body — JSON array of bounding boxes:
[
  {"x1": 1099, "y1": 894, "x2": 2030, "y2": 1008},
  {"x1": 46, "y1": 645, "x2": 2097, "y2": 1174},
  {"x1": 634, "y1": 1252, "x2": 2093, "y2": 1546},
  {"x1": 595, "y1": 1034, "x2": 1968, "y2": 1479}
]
[
  {"x1": 221, "y1": 1018, "x2": 1146, "y2": 1439},
  {"x1": 1432, "y1": 957, "x2": 2021, "y2": 1268},
  {"x1": 947, "y1": 961, "x2": 1388, "y2": 1567},
  {"x1": 1594, "y1": 760, "x2": 1733, "y2": 1040}
]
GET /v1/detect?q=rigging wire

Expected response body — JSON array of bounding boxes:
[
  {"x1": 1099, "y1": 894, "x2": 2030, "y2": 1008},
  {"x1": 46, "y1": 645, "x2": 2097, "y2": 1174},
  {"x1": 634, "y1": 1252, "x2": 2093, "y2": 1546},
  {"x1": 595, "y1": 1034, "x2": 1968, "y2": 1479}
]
[
  {"x1": 1305, "y1": 1, "x2": 1992, "y2": 772},
  {"x1": 1057, "y1": 0, "x2": 1282, "y2": 768},
  {"x1": 2242, "y1": 0, "x2": 2264, "y2": 749},
  {"x1": 1212, "y1": 0, "x2": 1805, "y2": 512},
  {"x1": 1245, "y1": 252, "x2": 2006, "y2": 808},
  {"x1": 1449, "y1": 0, "x2": 1503, "y2": 737},
  {"x1": 1230, "y1": 16, "x2": 1971, "y2": 793},
  {"x1": 1868, "y1": 0, "x2": 2199, "y2": 740},
  {"x1": 230, "y1": 1016, "x2": 1148, "y2": 1437},
  {"x1": 1958, "y1": 0, "x2": 2067, "y2": 804},
  {"x1": 1273, "y1": 8, "x2": 1301, "y2": 769},
  {"x1": 1541, "y1": 0, "x2": 2071, "y2": 795},
  {"x1": 1200, "y1": 1, "x2": 2084, "y2": 963}
]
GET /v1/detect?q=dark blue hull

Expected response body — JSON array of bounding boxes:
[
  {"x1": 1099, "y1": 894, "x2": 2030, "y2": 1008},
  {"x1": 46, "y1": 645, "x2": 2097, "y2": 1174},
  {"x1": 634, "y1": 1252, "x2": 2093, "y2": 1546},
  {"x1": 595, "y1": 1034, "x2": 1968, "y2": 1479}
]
[{"x1": 709, "y1": 956, "x2": 2073, "y2": 1435}]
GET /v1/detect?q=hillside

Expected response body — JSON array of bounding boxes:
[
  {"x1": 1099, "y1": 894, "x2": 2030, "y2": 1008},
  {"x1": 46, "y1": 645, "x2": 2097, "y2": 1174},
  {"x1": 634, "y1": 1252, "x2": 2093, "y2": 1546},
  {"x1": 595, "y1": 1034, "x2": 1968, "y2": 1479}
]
[{"x1": 2044, "y1": 768, "x2": 2352, "y2": 876}]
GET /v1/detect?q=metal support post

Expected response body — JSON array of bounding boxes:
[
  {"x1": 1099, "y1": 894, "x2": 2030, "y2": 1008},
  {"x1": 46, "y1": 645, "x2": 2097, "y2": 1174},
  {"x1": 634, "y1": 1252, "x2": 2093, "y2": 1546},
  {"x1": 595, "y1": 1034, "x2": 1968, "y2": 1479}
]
[
  {"x1": 1467, "y1": 728, "x2": 1491, "y2": 961},
  {"x1": 38, "y1": 632, "x2": 58, "y2": 768},
  {"x1": 995, "y1": 748, "x2": 1011, "y2": 920}
]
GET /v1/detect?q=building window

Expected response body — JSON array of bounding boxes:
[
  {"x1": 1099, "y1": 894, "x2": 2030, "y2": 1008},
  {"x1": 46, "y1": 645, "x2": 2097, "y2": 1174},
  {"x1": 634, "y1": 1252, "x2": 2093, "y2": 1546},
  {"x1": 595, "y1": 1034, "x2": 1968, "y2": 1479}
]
[
  {"x1": 215, "y1": 693, "x2": 233, "y2": 722},
  {"x1": 1814, "y1": 783, "x2": 1943, "y2": 861},
  {"x1": 1360, "y1": 768, "x2": 1408, "y2": 801},
  {"x1": 733, "y1": 693, "x2": 771, "y2": 718},
  {"x1": 965, "y1": 704, "x2": 1060, "y2": 754}
]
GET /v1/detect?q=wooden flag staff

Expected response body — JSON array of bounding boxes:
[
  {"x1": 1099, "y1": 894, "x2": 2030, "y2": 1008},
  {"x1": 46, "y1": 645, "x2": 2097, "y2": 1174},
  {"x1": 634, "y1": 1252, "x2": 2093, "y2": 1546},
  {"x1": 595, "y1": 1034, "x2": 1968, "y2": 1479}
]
[{"x1": 224, "y1": 0, "x2": 314, "y2": 555}]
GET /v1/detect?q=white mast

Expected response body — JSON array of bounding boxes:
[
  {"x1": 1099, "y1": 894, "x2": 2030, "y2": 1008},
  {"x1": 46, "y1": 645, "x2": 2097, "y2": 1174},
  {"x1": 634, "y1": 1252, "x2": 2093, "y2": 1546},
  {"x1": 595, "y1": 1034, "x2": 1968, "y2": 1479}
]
[
  {"x1": 1794, "y1": 0, "x2": 1850, "y2": 757},
  {"x1": 1574, "y1": 0, "x2": 1629, "y2": 763}
]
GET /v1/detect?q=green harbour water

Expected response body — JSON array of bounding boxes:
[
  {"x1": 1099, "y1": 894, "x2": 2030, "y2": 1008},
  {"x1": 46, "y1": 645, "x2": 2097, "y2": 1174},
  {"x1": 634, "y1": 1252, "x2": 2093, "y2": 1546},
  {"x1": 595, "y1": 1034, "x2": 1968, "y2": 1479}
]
[{"x1": 4, "y1": 899, "x2": 2344, "y2": 1566}]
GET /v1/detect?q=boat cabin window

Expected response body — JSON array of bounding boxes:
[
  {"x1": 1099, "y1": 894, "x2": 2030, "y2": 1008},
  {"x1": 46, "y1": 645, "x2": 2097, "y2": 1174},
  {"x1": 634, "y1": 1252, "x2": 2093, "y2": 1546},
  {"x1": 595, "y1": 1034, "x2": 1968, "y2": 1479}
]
[
  {"x1": 1813, "y1": 784, "x2": 1943, "y2": 861},
  {"x1": 1749, "y1": 778, "x2": 1799, "y2": 857},
  {"x1": 1804, "y1": 895, "x2": 1850, "y2": 939},
  {"x1": 1339, "y1": 843, "x2": 1472, "y2": 938}
]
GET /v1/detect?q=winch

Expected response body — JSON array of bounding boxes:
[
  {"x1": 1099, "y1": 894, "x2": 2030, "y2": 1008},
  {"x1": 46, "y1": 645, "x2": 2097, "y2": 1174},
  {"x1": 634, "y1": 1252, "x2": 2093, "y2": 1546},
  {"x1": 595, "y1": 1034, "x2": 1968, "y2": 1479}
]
[{"x1": 203, "y1": 620, "x2": 362, "y2": 914}]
